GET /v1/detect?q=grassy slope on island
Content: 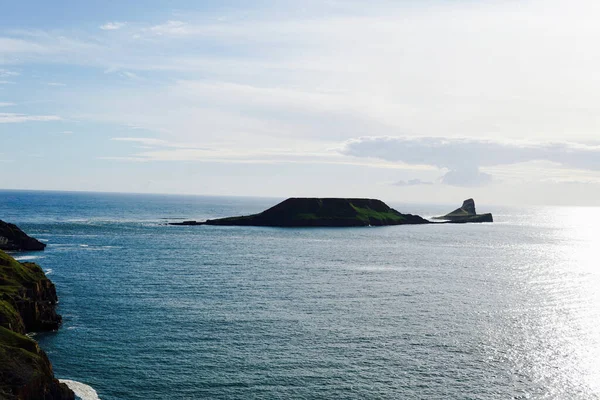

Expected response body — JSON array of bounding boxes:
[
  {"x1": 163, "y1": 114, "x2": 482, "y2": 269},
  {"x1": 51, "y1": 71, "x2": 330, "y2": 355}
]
[
  {"x1": 0, "y1": 250, "x2": 73, "y2": 400},
  {"x1": 205, "y1": 198, "x2": 429, "y2": 227}
]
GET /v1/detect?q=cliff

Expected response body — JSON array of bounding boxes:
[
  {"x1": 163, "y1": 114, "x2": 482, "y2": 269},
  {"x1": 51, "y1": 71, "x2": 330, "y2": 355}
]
[
  {"x1": 171, "y1": 198, "x2": 430, "y2": 227},
  {"x1": 432, "y1": 199, "x2": 493, "y2": 223},
  {"x1": 0, "y1": 221, "x2": 46, "y2": 251},
  {"x1": 0, "y1": 250, "x2": 74, "y2": 400}
]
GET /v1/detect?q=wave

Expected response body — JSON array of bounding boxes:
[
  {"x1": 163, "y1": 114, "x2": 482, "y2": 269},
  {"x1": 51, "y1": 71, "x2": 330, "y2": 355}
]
[
  {"x1": 13, "y1": 255, "x2": 42, "y2": 261},
  {"x1": 59, "y1": 380, "x2": 100, "y2": 400},
  {"x1": 44, "y1": 268, "x2": 53, "y2": 275}
]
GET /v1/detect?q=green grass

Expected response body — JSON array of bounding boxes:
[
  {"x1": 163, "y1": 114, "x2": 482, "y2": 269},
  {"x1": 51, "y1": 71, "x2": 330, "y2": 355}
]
[
  {"x1": 351, "y1": 205, "x2": 406, "y2": 223},
  {"x1": 0, "y1": 250, "x2": 49, "y2": 333},
  {"x1": 0, "y1": 251, "x2": 45, "y2": 295}
]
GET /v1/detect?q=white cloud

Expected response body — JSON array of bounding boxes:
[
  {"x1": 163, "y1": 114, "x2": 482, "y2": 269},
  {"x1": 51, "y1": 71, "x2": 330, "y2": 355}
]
[
  {"x1": 341, "y1": 136, "x2": 600, "y2": 186},
  {"x1": 0, "y1": 102, "x2": 15, "y2": 107},
  {"x1": 0, "y1": 113, "x2": 61, "y2": 123},
  {"x1": 111, "y1": 137, "x2": 169, "y2": 146},
  {"x1": 100, "y1": 22, "x2": 126, "y2": 31},
  {"x1": 121, "y1": 71, "x2": 139, "y2": 79},
  {"x1": 393, "y1": 179, "x2": 434, "y2": 187},
  {"x1": 149, "y1": 20, "x2": 188, "y2": 36},
  {"x1": 0, "y1": 69, "x2": 19, "y2": 78},
  {"x1": 47, "y1": 82, "x2": 66, "y2": 86}
]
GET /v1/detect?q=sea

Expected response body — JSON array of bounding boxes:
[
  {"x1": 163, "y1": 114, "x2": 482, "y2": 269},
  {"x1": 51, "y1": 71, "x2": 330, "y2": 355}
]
[{"x1": 1, "y1": 190, "x2": 599, "y2": 399}]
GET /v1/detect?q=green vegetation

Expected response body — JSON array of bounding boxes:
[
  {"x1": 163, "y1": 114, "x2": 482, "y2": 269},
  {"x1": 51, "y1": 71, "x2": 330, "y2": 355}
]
[
  {"x1": 350, "y1": 204, "x2": 407, "y2": 224},
  {"x1": 199, "y1": 198, "x2": 429, "y2": 227},
  {"x1": 0, "y1": 326, "x2": 56, "y2": 400},
  {"x1": 1, "y1": 251, "x2": 46, "y2": 296},
  {"x1": 0, "y1": 249, "x2": 72, "y2": 399}
]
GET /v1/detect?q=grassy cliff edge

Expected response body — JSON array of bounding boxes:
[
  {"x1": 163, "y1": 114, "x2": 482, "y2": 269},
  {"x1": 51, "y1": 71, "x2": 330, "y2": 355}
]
[{"x1": 0, "y1": 250, "x2": 74, "y2": 400}]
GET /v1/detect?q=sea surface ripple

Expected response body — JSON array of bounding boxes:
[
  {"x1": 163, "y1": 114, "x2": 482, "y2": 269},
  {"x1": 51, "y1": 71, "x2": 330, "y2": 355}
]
[{"x1": 1, "y1": 190, "x2": 599, "y2": 399}]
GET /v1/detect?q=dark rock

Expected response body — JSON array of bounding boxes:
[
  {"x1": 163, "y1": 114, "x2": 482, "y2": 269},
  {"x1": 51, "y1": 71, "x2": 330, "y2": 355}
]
[
  {"x1": 169, "y1": 220, "x2": 206, "y2": 226},
  {"x1": 171, "y1": 198, "x2": 430, "y2": 227},
  {"x1": 0, "y1": 250, "x2": 74, "y2": 400},
  {"x1": 433, "y1": 199, "x2": 493, "y2": 223},
  {"x1": 0, "y1": 221, "x2": 46, "y2": 251}
]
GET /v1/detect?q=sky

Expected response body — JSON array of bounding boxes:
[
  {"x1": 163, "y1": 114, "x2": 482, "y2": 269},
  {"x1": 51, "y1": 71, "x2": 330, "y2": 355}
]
[{"x1": 2, "y1": 0, "x2": 600, "y2": 206}]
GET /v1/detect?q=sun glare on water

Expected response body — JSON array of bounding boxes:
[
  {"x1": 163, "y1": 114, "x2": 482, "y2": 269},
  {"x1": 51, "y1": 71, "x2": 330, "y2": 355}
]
[{"x1": 535, "y1": 207, "x2": 600, "y2": 397}]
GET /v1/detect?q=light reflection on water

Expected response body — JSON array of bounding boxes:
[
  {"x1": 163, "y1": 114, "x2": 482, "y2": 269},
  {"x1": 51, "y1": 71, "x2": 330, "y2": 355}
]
[{"x1": 1, "y1": 191, "x2": 600, "y2": 399}]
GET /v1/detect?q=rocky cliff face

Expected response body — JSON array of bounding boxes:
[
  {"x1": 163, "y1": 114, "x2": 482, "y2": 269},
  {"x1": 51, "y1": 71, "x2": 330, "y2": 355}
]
[
  {"x1": 0, "y1": 250, "x2": 74, "y2": 400},
  {"x1": 0, "y1": 221, "x2": 46, "y2": 251}
]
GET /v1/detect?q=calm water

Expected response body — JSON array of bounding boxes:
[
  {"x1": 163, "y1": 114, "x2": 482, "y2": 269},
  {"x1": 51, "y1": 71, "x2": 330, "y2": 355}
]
[{"x1": 1, "y1": 190, "x2": 599, "y2": 399}]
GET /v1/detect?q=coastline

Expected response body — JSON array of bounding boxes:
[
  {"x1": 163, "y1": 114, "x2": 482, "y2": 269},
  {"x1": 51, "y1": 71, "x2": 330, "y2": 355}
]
[{"x1": 0, "y1": 248, "x2": 75, "y2": 399}]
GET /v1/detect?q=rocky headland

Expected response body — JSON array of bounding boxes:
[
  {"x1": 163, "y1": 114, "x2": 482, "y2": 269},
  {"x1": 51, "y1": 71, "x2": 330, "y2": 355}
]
[
  {"x1": 171, "y1": 197, "x2": 494, "y2": 227},
  {"x1": 0, "y1": 221, "x2": 46, "y2": 252},
  {"x1": 432, "y1": 198, "x2": 493, "y2": 223},
  {"x1": 171, "y1": 197, "x2": 430, "y2": 227},
  {"x1": 0, "y1": 230, "x2": 74, "y2": 399}
]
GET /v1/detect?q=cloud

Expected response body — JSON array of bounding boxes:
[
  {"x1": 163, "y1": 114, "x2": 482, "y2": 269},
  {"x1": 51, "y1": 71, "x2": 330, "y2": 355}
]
[
  {"x1": 47, "y1": 82, "x2": 66, "y2": 86},
  {"x1": 440, "y1": 167, "x2": 493, "y2": 187},
  {"x1": 341, "y1": 136, "x2": 600, "y2": 187},
  {"x1": 0, "y1": 69, "x2": 19, "y2": 78},
  {"x1": 111, "y1": 137, "x2": 169, "y2": 146},
  {"x1": 0, "y1": 113, "x2": 61, "y2": 123},
  {"x1": 393, "y1": 179, "x2": 434, "y2": 186},
  {"x1": 121, "y1": 71, "x2": 139, "y2": 80},
  {"x1": 0, "y1": 102, "x2": 15, "y2": 107},
  {"x1": 100, "y1": 22, "x2": 126, "y2": 31},
  {"x1": 149, "y1": 20, "x2": 188, "y2": 36}
]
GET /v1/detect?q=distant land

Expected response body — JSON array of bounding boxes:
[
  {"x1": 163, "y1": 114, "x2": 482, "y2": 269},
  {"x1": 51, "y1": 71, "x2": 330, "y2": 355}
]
[
  {"x1": 0, "y1": 220, "x2": 47, "y2": 251},
  {"x1": 170, "y1": 197, "x2": 493, "y2": 227},
  {"x1": 432, "y1": 198, "x2": 494, "y2": 223}
]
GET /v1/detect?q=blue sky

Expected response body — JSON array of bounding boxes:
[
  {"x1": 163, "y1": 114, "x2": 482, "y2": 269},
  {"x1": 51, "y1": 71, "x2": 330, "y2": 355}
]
[{"x1": 2, "y1": 0, "x2": 600, "y2": 205}]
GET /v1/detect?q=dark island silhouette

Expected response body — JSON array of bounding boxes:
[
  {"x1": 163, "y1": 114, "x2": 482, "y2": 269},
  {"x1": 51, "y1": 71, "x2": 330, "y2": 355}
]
[
  {"x1": 170, "y1": 197, "x2": 493, "y2": 227},
  {"x1": 0, "y1": 220, "x2": 46, "y2": 251},
  {"x1": 432, "y1": 198, "x2": 493, "y2": 223}
]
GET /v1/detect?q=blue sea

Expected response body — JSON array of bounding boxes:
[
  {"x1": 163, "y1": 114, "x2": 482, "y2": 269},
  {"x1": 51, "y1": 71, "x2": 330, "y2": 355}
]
[{"x1": 2, "y1": 190, "x2": 600, "y2": 399}]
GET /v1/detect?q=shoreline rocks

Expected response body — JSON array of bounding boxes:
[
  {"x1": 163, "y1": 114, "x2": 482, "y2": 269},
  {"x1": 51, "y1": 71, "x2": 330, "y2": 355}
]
[
  {"x1": 0, "y1": 231, "x2": 74, "y2": 399},
  {"x1": 0, "y1": 221, "x2": 46, "y2": 251}
]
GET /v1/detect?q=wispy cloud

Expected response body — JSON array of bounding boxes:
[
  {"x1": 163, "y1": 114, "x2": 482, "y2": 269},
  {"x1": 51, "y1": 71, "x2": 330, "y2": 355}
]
[
  {"x1": 149, "y1": 20, "x2": 188, "y2": 36},
  {"x1": 0, "y1": 113, "x2": 61, "y2": 123},
  {"x1": 47, "y1": 82, "x2": 66, "y2": 87},
  {"x1": 111, "y1": 137, "x2": 169, "y2": 146},
  {"x1": 0, "y1": 102, "x2": 15, "y2": 107},
  {"x1": 393, "y1": 179, "x2": 434, "y2": 187},
  {"x1": 0, "y1": 69, "x2": 19, "y2": 78},
  {"x1": 342, "y1": 136, "x2": 600, "y2": 186},
  {"x1": 100, "y1": 22, "x2": 126, "y2": 31}
]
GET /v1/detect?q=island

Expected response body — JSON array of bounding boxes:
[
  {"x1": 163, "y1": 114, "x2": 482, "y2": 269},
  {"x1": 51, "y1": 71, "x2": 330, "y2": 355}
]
[
  {"x1": 0, "y1": 220, "x2": 46, "y2": 251},
  {"x1": 0, "y1": 224, "x2": 74, "y2": 399},
  {"x1": 432, "y1": 198, "x2": 493, "y2": 223},
  {"x1": 170, "y1": 197, "x2": 430, "y2": 227}
]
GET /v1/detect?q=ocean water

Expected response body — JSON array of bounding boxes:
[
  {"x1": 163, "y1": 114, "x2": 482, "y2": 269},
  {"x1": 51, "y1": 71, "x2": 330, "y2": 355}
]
[{"x1": 2, "y1": 190, "x2": 600, "y2": 399}]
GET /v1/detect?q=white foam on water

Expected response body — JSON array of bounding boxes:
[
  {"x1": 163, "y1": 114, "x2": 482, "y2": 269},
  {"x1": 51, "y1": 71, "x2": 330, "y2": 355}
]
[
  {"x1": 59, "y1": 380, "x2": 100, "y2": 400},
  {"x1": 79, "y1": 244, "x2": 89, "y2": 247},
  {"x1": 44, "y1": 268, "x2": 53, "y2": 275},
  {"x1": 13, "y1": 255, "x2": 42, "y2": 261}
]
